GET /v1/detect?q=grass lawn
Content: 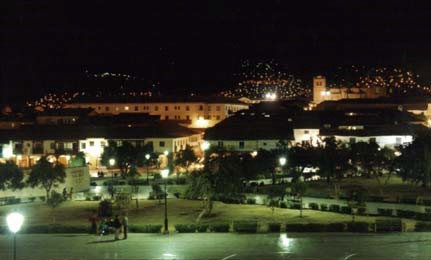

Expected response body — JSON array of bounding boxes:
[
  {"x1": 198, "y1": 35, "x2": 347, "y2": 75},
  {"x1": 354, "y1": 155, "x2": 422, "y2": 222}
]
[
  {"x1": 0, "y1": 199, "x2": 407, "y2": 231},
  {"x1": 305, "y1": 176, "x2": 431, "y2": 200}
]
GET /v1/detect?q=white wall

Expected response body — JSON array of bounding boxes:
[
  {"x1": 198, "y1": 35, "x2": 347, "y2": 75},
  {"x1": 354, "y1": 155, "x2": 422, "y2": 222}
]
[
  {"x1": 293, "y1": 129, "x2": 320, "y2": 146},
  {"x1": 329, "y1": 135, "x2": 413, "y2": 147},
  {"x1": 207, "y1": 139, "x2": 283, "y2": 151}
]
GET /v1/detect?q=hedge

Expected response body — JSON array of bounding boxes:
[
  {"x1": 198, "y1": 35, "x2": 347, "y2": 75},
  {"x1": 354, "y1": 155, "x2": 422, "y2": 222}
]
[
  {"x1": 285, "y1": 223, "x2": 326, "y2": 232},
  {"x1": 209, "y1": 223, "x2": 230, "y2": 232},
  {"x1": 357, "y1": 207, "x2": 367, "y2": 215},
  {"x1": 279, "y1": 201, "x2": 288, "y2": 208},
  {"x1": 377, "y1": 208, "x2": 393, "y2": 216},
  {"x1": 346, "y1": 222, "x2": 369, "y2": 232},
  {"x1": 246, "y1": 198, "x2": 256, "y2": 205},
  {"x1": 415, "y1": 222, "x2": 431, "y2": 232},
  {"x1": 341, "y1": 206, "x2": 352, "y2": 214},
  {"x1": 175, "y1": 224, "x2": 197, "y2": 233},
  {"x1": 196, "y1": 224, "x2": 209, "y2": 233},
  {"x1": 329, "y1": 204, "x2": 340, "y2": 212},
  {"x1": 325, "y1": 223, "x2": 345, "y2": 232},
  {"x1": 22, "y1": 225, "x2": 88, "y2": 234},
  {"x1": 308, "y1": 202, "x2": 319, "y2": 210},
  {"x1": 396, "y1": 209, "x2": 416, "y2": 219},
  {"x1": 233, "y1": 221, "x2": 258, "y2": 233},
  {"x1": 128, "y1": 224, "x2": 162, "y2": 233},
  {"x1": 268, "y1": 223, "x2": 281, "y2": 232},
  {"x1": 320, "y1": 204, "x2": 328, "y2": 211}
]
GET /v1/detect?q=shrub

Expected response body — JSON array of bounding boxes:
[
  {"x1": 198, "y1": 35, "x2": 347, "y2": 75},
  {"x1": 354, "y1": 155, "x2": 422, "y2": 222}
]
[
  {"x1": 396, "y1": 209, "x2": 416, "y2": 219},
  {"x1": 357, "y1": 207, "x2": 367, "y2": 215},
  {"x1": 329, "y1": 204, "x2": 340, "y2": 212},
  {"x1": 423, "y1": 200, "x2": 431, "y2": 206},
  {"x1": 375, "y1": 219, "x2": 402, "y2": 232},
  {"x1": 129, "y1": 225, "x2": 162, "y2": 233},
  {"x1": 415, "y1": 222, "x2": 431, "y2": 231},
  {"x1": 347, "y1": 222, "x2": 369, "y2": 232},
  {"x1": 377, "y1": 208, "x2": 393, "y2": 217},
  {"x1": 415, "y1": 213, "x2": 431, "y2": 221},
  {"x1": 98, "y1": 199, "x2": 113, "y2": 217},
  {"x1": 320, "y1": 204, "x2": 328, "y2": 211},
  {"x1": 325, "y1": 223, "x2": 345, "y2": 232},
  {"x1": 175, "y1": 224, "x2": 197, "y2": 233},
  {"x1": 28, "y1": 197, "x2": 36, "y2": 203},
  {"x1": 285, "y1": 224, "x2": 325, "y2": 232},
  {"x1": 290, "y1": 203, "x2": 301, "y2": 210},
  {"x1": 279, "y1": 201, "x2": 288, "y2": 208},
  {"x1": 246, "y1": 198, "x2": 256, "y2": 205},
  {"x1": 24, "y1": 225, "x2": 88, "y2": 234},
  {"x1": 308, "y1": 202, "x2": 319, "y2": 210},
  {"x1": 400, "y1": 198, "x2": 417, "y2": 204},
  {"x1": 341, "y1": 206, "x2": 352, "y2": 214},
  {"x1": 176, "y1": 178, "x2": 187, "y2": 185},
  {"x1": 47, "y1": 191, "x2": 63, "y2": 208},
  {"x1": 196, "y1": 224, "x2": 209, "y2": 233},
  {"x1": 268, "y1": 223, "x2": 281, "y2": 232},
  {"x1": 39, "y1": 196, "x2": 46, "y2": 202},
  {"x1": 92, "y1": 195, "x2": 102, "y2": 201},
  {"x1": 174, "y1": 192, "x2": 181, "y2": 199},
  {"x1": 209, "y1": 223, "x2": 230, "y2": 232},
  {"x1": 368, "y1": 196, "x2": 384, "y2": 202},
  {"x1": 233, "y1": 221, "x2": 258, "y2": 233}
]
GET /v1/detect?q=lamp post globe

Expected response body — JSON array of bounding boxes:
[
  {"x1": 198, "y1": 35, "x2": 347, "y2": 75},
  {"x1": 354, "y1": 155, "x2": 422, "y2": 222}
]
[
  {"x1": 109, "y1": 158, "x2": 115, "y2": 167},
  {"x1": 161, "y1": 169, "x2": 170, "y2": 234},
  {"x1": 201, "y1": 141, "x2": 210, "y2": 151},
  {"x1": 145, "y1": 154, "x2": 150, "y2": 160},
  {"x1": 7, "y1": 212, "x2": 24, "y2": 234},
  {"x1": 163, "y1": 150, "x2": 169, "y2": 156},
  {"x1": 279, "y1": 157, "x2": 286, "y2": 166},
  {"x1": 7, "y1": 212, "x2": 24, "y2": 260}
]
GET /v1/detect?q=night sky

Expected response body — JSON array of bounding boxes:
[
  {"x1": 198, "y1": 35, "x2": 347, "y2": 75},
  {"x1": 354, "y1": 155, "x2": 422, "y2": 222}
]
[{"x1": 3, "y1": 0, "x2": 431, "y2": 102}]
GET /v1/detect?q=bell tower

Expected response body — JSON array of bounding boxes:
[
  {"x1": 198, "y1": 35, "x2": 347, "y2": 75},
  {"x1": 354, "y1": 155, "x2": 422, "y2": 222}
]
[{"x1": 313, "y1": 76, "x2": 327, "y2": 104}]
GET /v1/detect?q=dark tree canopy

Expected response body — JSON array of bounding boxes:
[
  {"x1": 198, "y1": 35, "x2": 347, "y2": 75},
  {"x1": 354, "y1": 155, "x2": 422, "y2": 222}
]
[
  {"x1": 27, "y1": 157, "x2": 66, "y2": 199},
  {"x1": 0, "y1": 161, "x2": 24, "y2": 190}
]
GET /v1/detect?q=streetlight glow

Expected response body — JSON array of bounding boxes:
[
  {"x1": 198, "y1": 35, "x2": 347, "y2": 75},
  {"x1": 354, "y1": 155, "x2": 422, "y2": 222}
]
[
  {"x1": 201, "y1": 141, "x2": 210, "y2": 151},
  {"x1": 279, "y1": 157, "x2": 287, "y2": 166},
  {"x1": 145, "y1": 154, "x2": 150, "y2": 160},
  {"x1": 163, "y1": 150, "x2": 169, "y2": 156},
  {"x1": 109, "y1": 158, "x2": 115, "y2": 166},
  {"x1": 161, "y1": 169, "x2": 170, "y2": 179},
  {"x1": 7, "y1": 212, "x2": 24, "y2": 233}
]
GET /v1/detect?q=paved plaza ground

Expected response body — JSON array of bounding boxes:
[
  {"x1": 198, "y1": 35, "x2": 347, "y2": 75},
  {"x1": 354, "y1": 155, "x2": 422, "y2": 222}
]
[{"x1": 1, "y1": 232, "x2": 431, "y2": 259}]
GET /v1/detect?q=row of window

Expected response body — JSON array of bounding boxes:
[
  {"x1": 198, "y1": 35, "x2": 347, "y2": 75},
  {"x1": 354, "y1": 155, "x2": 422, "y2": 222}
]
[
  {"x1": 96, "y1": 105, "x2": 223, "y2": 112},
  {"x1": 163, "y1": 115, "x2": 221, "y2": 120}
]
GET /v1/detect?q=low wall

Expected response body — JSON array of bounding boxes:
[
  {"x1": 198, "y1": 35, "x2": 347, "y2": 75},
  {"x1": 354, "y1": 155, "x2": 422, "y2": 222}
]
[{"x1": 0, "y1": 166, "x2": 90, "y2": 199}]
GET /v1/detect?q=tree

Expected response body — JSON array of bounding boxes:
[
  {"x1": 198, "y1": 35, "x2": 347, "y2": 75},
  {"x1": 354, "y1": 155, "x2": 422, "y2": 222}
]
[
  {"x1": 27, "y1": 157, "x2": 66, "y2": 200},
  {"x1": 396, "y1": 134, "x2": 431, "y2": 188},
  {"x1": 316, "y1": 137, "x2": 351, "y2": 183},
  {"x1": 346, "y1": 186, "x2": 368, "y2": 222},
  {"x1": 291, "y1": 181, "x2": 307, "y2": 217},
  {"x1": 253, "y1": 149, "x2": 278, "y2": 183},
  {"x1": 0, "y1": 161, "x2": 24, "y2": 191},
  {"x1": 69, "y1": 152, "x2": 86, "y2": 167},
  {"x1": 47, "y1": 190, "x2": 64, "y2": 223},
  {"x1": 128, "y1": 165, "x2": 141, "y2": 209},
  {"x1": 101, "y1": 141, "x2": 138, "y2": 178},
  {"x1": 174, "y1": 145, "x2": 197, "y2": 176}
]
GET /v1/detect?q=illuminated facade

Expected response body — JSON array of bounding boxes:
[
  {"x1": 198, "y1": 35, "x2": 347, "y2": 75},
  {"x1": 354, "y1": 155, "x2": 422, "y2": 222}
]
[
  {"x1": 64, "y1": 98, "x2": 249, "y2": 128},
  {"x1": 312, "y1": 76, "x2": 389, "y2": 105}
]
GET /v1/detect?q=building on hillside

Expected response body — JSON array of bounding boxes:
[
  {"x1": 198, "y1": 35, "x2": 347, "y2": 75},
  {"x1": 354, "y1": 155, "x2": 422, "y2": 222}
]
[
  {"x1": 312, "y1": 76, "x2": 389, "y2": 105},
  {"x1": 63, "y1": 96, "x2": 249, "y2": 128}
]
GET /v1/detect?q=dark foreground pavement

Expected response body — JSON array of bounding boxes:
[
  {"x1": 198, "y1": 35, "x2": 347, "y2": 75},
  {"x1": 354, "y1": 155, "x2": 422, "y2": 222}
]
[{"x1": 1, "y1": 232, "x2": 431, "y2": 260}]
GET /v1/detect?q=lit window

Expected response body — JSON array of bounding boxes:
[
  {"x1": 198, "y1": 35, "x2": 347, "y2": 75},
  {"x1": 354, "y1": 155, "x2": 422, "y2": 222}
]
[{"x1": 124, "y1": 106, "x2": 129, "y2": 111}]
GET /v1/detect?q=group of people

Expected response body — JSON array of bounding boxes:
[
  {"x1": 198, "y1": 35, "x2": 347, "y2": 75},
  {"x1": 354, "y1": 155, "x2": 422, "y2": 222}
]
[
  {"x1": 89, "y1": 213, "x2": 129, "y2": 240},
  {"x1": 62, "y1": 187, "x2": 74, "y2": 200}
]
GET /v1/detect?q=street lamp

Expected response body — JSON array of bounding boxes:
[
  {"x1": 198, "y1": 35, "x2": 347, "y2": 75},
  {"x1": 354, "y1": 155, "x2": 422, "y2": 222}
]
[
  {"x1": 109, "y1": 158, "x2": 115, "y2": 198},
  {"x1": 145, "y1": 154, "x2": 151, "y2": 184},
  {"x1": 200, "y1": 141, "x2": 210, "y2": 151},
  {"x1": 163, "y1": 150, "x2": 169, "y2": 156},
  {"x1": 7, "y1": 212, "x2": 24, "y2": 260},
  {"x1": 161, "y1": 169, "x2": 170, "y2": 234},
  {"x1": 278, "y1": 157, "x2": 287, "y2": 185}
]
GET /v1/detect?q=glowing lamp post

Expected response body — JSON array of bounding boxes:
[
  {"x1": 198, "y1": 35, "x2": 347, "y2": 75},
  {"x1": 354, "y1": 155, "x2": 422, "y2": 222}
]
[
  {"x1": 7, "y1": 212, "x2": 24, "y2": 260},
  {"x1": 145, "y1": 154, "x2": 151, "y2": 184},
  {"x1": 200, "y1": 141, "x2": 210, "y2": 151},
  {"x1": 278, "y1": 157, "x2": 287, "y2": 184},
  {"x1": 161, "y1": 169, "x2": 170, "y2": 234}
]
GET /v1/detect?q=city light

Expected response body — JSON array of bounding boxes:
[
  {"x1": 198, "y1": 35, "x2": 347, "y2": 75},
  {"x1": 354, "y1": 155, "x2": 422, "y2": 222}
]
[
  {"x1": 145, "y1": 154, "x2": 150, "y2": 160},
  {"x1": 196, "y1": 117, "x2": 209, "y2": 128},
  {"x1": 201, "y1": 141, "x2": 210, "y2": 151},
  {"x1": 163, "y1": 150, "x2": 169, "y2": 156},
  {"x1": 7, "y1": 212, "x2": 24, "y2": 233},
  {"x1": 161, "y1": 169, "x2": 170, "y2": 178},
  {"x1": 279, "y1": 157, "x2": 287, "y2": 166},
  {"x1": 109, "y1": 158, "x2": 115, "y2": 166}
]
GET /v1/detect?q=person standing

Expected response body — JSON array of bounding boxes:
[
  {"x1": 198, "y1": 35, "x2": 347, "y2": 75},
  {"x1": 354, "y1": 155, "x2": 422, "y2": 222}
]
[
  {"x1": 122, "y1": 214, "x2": 129, "y2": 239},
  {"x1": 69, "y1": 187, "x2": 74, "y2": 200},
  {"x1": 113, "y1": 215, "x2": 122, "y2": 240},
  {"x1": 88, "y1": 211, "x2": 98, "y2": 235}
]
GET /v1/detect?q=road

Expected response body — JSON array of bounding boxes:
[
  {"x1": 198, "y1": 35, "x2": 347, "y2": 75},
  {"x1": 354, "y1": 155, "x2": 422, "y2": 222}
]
[{"x1": 1, "y1": 233, "x2": 431, "y2": 259}]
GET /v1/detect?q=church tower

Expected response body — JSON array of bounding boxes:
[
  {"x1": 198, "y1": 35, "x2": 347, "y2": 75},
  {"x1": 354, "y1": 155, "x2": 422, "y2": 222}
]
[{"x1": 313, "y1": 76, "x2": 327, "y2": 104}]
